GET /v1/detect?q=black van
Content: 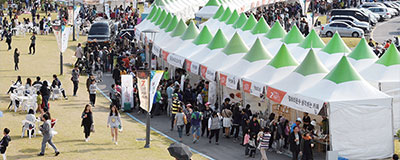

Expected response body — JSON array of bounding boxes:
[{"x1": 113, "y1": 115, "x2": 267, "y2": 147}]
[
  {"x1": 330, "y1": 9, "x2": 376, "y2": 25},
  {"x1": 87, "y1": 20, "x2": 116, "y2": 46}
]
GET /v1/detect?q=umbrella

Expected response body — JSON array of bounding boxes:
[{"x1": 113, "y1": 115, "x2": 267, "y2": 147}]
[{"x1": 167, "y1": 143, "x2": 192, "y2": 160}]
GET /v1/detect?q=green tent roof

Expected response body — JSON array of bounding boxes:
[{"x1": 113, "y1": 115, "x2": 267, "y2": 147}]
[
  {"x1": 181, "y1": 21, "x2": 200, "y2": 40},
  {"x1": 322, "y1": 33, "x2": 351, "y2": 54},
  {"x1": 154, "y1": 0, "x2": 166, "y2": 6},
  {"x1": 226, "y1": 10, "x2": 239, "y2": 24},
  {"x1": 205, "y1": 0, "x2": 220, "y2": 6},
  {"x1": 268, "y1": 44, "x2": 299, "y2": 68},
  {"x1": 165, "y1": 16, "x2": 178, "y2": 32},
  {"x1": 155, "y1": 10, "x2": 167, "y2": 25},
  {"x1": 170, "y1": 19, "x2": 187, "y2": 37},
  {"x1": 282, "y1": 25, "x2": 304, "y2": 44},
  {"x1": 251, "y1": 17, "x2": 270, "y2": 34},
  {"x1": 241, "y1": 14, "x2": 257, "y2": 31},
  {"x1": 324, "y1": 56, "x2": 362, "y2": 84},
  {"x1": 146, "y1": 6, "x2": 158, "y2": 20},
  {"x1": 376, "y1": 44, "x2": 400, "y2": 67},
  {"x1": 222, "y1": 32, "x2": 249, "y2": 55},
  {"x1": 243, "y1": 38, "x2": 272, "y2": 62},
  {"x1": 207, "y1": 29, "x2": 228, "y2": 50},
  {"x1": 295, "y1": 49, "x2": 328, "y2": 76},
  {"x1": 151, "y1": 8, "x2": 162, "y2": 22},
  {"x1": 265, "y1": 21, "x2": 287, "y2": 39},
  {"x1": 218, "y1": 7, "x2": 232, "y2": 22},
  {"x1": 298, "y1": 29, "x2": 325, "y2": 49},
  {"x1": 347, "y1": 38, "x2": 377, "y2": 60},
  {"x1": 232, "y1": 13, "x2": 247, "y2": 29},
  {"x1": 212, "y1": 6, "x2": 225, "y2": 19},
  {"x1": 193, "y1": 26, "x2": 213, "y2": 45},
  {"x1": 160, "y1": 13, "x2": 172, "y2": 29}
]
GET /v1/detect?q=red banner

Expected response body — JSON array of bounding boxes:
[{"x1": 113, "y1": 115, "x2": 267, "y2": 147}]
[
  {"x1": 242, "y1": 80, "x2": 252, "y2": 93},
  {"x1": 266, "y1": 87, "x2": 287, "y2": 104},
  {"x1": 200, "y1": 65, "x2": 207, "y2": 78},
  {"x1": 185, "y1": 60, "x2": 192, "y2": 72},
  {"x1": 162, "y1": 50, "x2": 169, "y2": 61},
  {"x1": 219, "y1": 74, "x2": 227, "y2": 86}
]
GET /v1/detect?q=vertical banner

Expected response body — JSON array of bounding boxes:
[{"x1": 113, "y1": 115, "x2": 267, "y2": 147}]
[
  {"x1": 105, "y1": 4, "x2": 110, "y2": 19},
  {"x1": 137, "y1": 70, "x2": 164, "y2": 112},
  {"x1": 122, "y1": 75, "x2": 134, "y2": 110},
  {"x1": 53, "y1": 25, "x2": 71, "y2": 53},
  {"x1": 68, "y1": 6, "x2": 74, "y2": 25},
  {"x1": 137, "y1": 71, "x2": 150, "y2": 111},
  {"x1": 180, "y1": 75, "x2": 185, "y2": 91},
  {"x1": 208, "y1": 81, "x2": 217, "y2": 106}
]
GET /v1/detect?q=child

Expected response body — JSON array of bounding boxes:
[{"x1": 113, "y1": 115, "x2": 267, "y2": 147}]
[
  {"x1": 0, "y1": 128, "x2": 11, "y2": 160},
  {"x1": 247, "y1": 134, "x2": 257, "y2": 158},
  {"x1": 243, "y1": 129, "x2": 251, "y2": 156}
]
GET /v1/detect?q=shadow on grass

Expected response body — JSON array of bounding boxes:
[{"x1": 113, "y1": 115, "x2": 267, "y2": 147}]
[
  {"x1": 6, "y1": 154, "x2": 36, "y2": 160},
  {"x1": 19, "y1": 148, "x2": 40, "y2": 153},
  {"x1": 67, "y1": 147, "x2": 131, "y2": 153}
]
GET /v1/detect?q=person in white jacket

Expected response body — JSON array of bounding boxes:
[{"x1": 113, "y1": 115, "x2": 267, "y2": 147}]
[
  {"x1": 107, "y1": 105, "x2": 122, "y2": 145},
  {"x1": 208, "y1": 112, "x2": 222, "y2": 145}
]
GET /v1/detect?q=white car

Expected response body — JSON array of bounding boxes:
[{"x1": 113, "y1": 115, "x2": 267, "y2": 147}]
[
  {"x1": 360, "y1": 8, "x2": 380, "y2": 22},
  {"x1": 368, "y1": 7, "x2": 392, "y2": 20},
  {"x1": 329, "y1": 16, "x2": 370, "y2": 28},
  {"x1": 376, "y1": 2, "x2": 398, "y2": 16},
  {"x1": 321, "y1": 22, "x2": 364, "y2": 37}
]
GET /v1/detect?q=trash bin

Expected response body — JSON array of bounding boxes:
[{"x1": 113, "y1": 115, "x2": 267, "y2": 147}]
[{"x1": 124, "y1": 102, "x2": 131, "y2": 112}]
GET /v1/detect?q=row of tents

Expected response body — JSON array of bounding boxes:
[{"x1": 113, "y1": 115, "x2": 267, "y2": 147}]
[{"x1": 135, "y1": 6, "x2": 399, "y2": 160}]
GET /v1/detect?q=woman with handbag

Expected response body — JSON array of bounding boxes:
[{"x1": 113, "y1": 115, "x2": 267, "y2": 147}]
[
  {"x1": 81, "y1": 104, "x2": 93, "y2": 142},
  {"x1": 174, "y1": 107, "x2": 186, "y2": 142},
  {"x1": 107, "y1": 105, "x2": 122, "y2": 145}
]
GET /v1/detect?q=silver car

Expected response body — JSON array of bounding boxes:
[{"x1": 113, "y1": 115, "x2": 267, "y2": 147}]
[
  {"x1": 320, "y1": 22, "x2": 364, "y2": 37},
  {"x1": 368, "y1": 7, "x2": 392, "y2": 20}
]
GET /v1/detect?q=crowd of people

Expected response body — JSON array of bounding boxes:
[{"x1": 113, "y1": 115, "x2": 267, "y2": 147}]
[{"x1": 369, "y1": 36, "x2": 400, "y2": 57}]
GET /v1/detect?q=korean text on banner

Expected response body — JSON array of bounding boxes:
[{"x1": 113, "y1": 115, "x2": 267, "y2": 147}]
[
  {"x1": 280, "y1": 93, "x2": 324, "y2": 115},
  {"x1": 137, "y1": 71, "x2": 150, "y2": 111},
  {"x1": 122, "y1": 75, "x2": 134, "y2": 110},
  {"x1": 149, "y1": 71, "x2": 164, "y2": 112}
]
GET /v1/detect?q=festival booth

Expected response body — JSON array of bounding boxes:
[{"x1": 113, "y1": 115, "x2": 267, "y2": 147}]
[
  {"x1": 241, "y1": 16, "x2": 270, "y2": 46},
  {"x1": 200, "y1": 6, "x2": 225, "y2": 30},
  {"x1": 196, "y1": 0, "x2": 222, "y2": 19},
  {"x1": 219, "y1": 10, "x2": 240, "y2": 39},
  {"x1": 280, "y1": 25, "x2": 305, "y2": 59},
  {"x1": 206, "y1": 7, "x2": 232, "y2": 34},
  {"x1": 317, "y1": 33, "x2": 351, "y2": 70},
  {"x1": 289, "y1": 56, "x2": 394, "y2": 159},
  {"x1": 347, "y1": 37, "x2": 378, "y2": 71},
  {"x1": 288, "y1": 29, "x2": 325, "y2": 62},
  {"x1": 360, "y1": 44, "x2": 400, "y2": 134},
  {"x1": 236, "y1": 14, "x2": 257, "y2": 42},
  {"x1": 262, "y1": 21, "x2": 287, "y2": 55}
]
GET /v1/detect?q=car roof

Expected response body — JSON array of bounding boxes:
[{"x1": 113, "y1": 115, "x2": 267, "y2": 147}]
[
  {"x1": 332, "y1": 20, "x2": 356, "y2": 24},
  {"x1": 331, "y1": 15, "x2": 355, "y2": 19}
]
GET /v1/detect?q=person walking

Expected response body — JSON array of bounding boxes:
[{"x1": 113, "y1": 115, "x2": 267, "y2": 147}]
[
  {"x1": 107, "y1": 105, "x2": 122, "y2": 145},
  {"x1": 208, "y1": 112, "x2": 221, "y2": 145},
  {"x1": 89, "y1": 80, "x2": 97, "y2": 107},
  {"x1": 81, "y1": 104, "x2": 93, "y2": 142},
  {"x1": 13, "y1": 48, "x2": 19, "y2": 71},
  {"x1": 0, "y1": 128, "x2": 11, "y2": 160},
  {"x1": 201, "y1": 102, "x2": 213, "y2": 137},
  {"x1": 29, "y1": 33, "x2": 36, "y2": 54},
  {"x1": 38, "y1": 114, "x2": 60, "y2": 156},
  {"x1": 231, "y1": 105, "x2": 241, "y2": 141},
  {"x1": 174, "y1": 107, "x2": 186, "y2": 142},
  {"x1": 5, "y1": 30, "x2": 12, "y2": 50},
  {"x1": 74, "y1": 43, "x2": 83, "y2": 66},
  {"x1": 191, "y1": 107, "x2": 202, "y2": 144},
  {"x1": 170, "y1": 93, "x2": 181, "y2": 131},
  {"x1": 71, "y1": 66, "x2": 79, "y2": 96},
  {"x1": 301, "y1": 132, "x2": 314, "y2": 160},
  {"x1": 289, "y1": 126, "x2": 302, "y2": 160},
  {"x1": 259, "y1": 128, "x2": 271, "y2": 160}
]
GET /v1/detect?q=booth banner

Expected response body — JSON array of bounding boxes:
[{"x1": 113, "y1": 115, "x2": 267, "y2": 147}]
[
  {"x1": 167, "y1": 53, "x2": 185, "y2": 68},
  {"x1": 74, "y1": 6, "x2": 81, "y2": 21},
  {"x1": 208, "y1": 81, "x2": 217, "y2": 106},
  {"x1": 185, "y1": 60, "x2": 192, "y2": 72},
  {"x1": 151, "y1": 57, "x2": 156, "y2": 69},
  {"x1": 242, "y1": 80, "x2": 252, "y2": 94},
  {"x1": 266, "y1": 87, "x2": 287, "y2": 104},
  {"x1": 219, "y1": 73, "x2": 227, "y2": 86},
  {"x1": 162, "y1": 50, "x2": 170, "y2": 61},
  {"x1": 247, "y1": 80, "x2": 265, "y2": 97},
  {"x1": 180, "y1": 75, "x2": 185, "y2": 91},
  {"x1": 152, "y1": 44, "x2": 161, "y2": 57},
  {"x1": 190, "y1": 61, "x2": 200, "y2": 75},
  {"x1": 225, "y1": 74, "x2": 239, "y2": 90},
  {"x1": 205, "y1": 67, "x2": 216, "y2": 82},
  {"x1": 280, "y1": 93, "x2": 324, "y2": 115},
  {"x1": 122, "y1": 75, "x2": 134, "y2": 110},
  {"x1": 200, "y1": 65, "x2": 207, "y2": 78},
  {"x1": 137, "y1": 71, "x2": 150, "y2": 111},
  {"x1": 149, "y1": 71, "x2": 164, "y2": 112}
]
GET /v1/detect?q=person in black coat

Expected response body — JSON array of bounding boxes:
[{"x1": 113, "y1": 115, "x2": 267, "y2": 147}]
[
  {"x1": 81, "y1": 104, "x2": 93, "y2": 142},
  {"x1": 5, "y1": 30, "x2": 12, "y2": 50},
  {"x1": 0, "y1": 128, "x2": 11, "y2": 160},
  {"x1": 40, "y1": 81, "x2": 50, "y2": 111},
  {"x1": 289, "y1": 126, "x2": 302, "y2": 160},
  {"x1": 13, "y1": 48, "x2": 19, "y2": 71},
  {"x1": 249, "y1": 116, "x2": 261, "y2": 136},
  {"x1": 301, "y1": 132, "x2": 314, "y2": 160}
]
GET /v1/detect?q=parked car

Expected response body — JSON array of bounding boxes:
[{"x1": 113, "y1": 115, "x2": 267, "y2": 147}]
[
  {"x1": 329, "y1": 9, "x2": 376, "y2": 25},
  {"x1": 332, "y1": 20, "x2": 371, "y2": 33},
  {"x1": 360, "y1": 8, "x2": 380, "y2": 22},
  {"x1": 360, "y1": 3, "x2": 379, "y2": 9},
  {"x1": 87, "y1": 20, "x2": 116, "y2": 47},
  {"x1": 383, "y1": 2, "x2": 400, "y2": 13},
  {"x1": 329, "y1": 16, "x2": 370, "y2": 28},
  {"x1": 321, "y1": 22, "x2": 364, "y2": 37},
  {"x1": 368, "y1": 7, "x2": 392, "y2": 20},
  {"x1": 376, "y1": 2, "x2": 399, "y2": 16}
]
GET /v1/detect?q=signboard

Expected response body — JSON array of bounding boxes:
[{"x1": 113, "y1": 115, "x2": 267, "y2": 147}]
[
  {"x1": 122, "y1": 75, "x2": 134, "y2": 110},
  {"x1": 68, "y1": 6, "x2": 74, "y2": 25},
  {"x1": 152, "y1": 44, "x2": 161, "y2": 57},
  {"x1": 266, "y1": 87, "x2": 287, "y2": 104},
  {"x1": 280, "y1": 93, "x2": 324, "y2": 115},
  {"x1": 149, "y1": 71, "x2": 164, "y2": 112},
  {"x1": 53, "y1": 25, "x2": 71, "y2": 53},
  {"x1": 167, "y1": 54, "x2": 185, "y2": 68},
  {"x1": 162, "y1": 50, "x2": 170, "y2": 61},
  {"x1": 205, "y1": 67, "x2": 216, "y2": 82},
  {"x1": 208, "y1": 81, "x2": 217, "y2": 106},
  {"x1": 200, "y1": 65, "x2": 207, "y2": 78},
  {"x1": 242, "y1": 79, "x2": 265, "y2": 97},
  {"x1": 137, "y1": 70, "x2": 164, "y2": 112},
  {"x1": 185, "y1": 60, "x2": 200, "y2": 75}
]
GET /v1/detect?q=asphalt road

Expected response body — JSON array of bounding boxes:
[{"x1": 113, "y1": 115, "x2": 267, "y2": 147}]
[
  {"x1": 97, "y1": 73, "x2": 326, "y2": 160},
  {"x1": 372, "y1": 16, "x2": 400, "y2": 43}
]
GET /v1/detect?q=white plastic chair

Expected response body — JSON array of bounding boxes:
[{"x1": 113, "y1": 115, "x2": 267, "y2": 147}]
[
  {"x1": 21, "y1": 119, "x2": 36, "y2": 139},
  {"x1": 23, "y1": 95, "x2": 37, "y2": 113},
  {"x1": 51, "y1": 86, "x2": 62, "y2": 100}
]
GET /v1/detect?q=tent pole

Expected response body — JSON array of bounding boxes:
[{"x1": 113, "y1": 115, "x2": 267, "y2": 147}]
[
  {"x1": 391, "y1": 98, "x2": 395, "y2": 153},
  {"x1": 327, "y1": 102, "x2": 333, "y2": 159}
]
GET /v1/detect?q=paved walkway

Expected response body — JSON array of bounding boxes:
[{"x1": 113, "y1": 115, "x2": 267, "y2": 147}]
[
  {"x1": 372, "y1": 16, "x2": 400, "y2": 43},
  {"x1": 97, "y1": 73, "x2": 326, "y2": 160}
]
